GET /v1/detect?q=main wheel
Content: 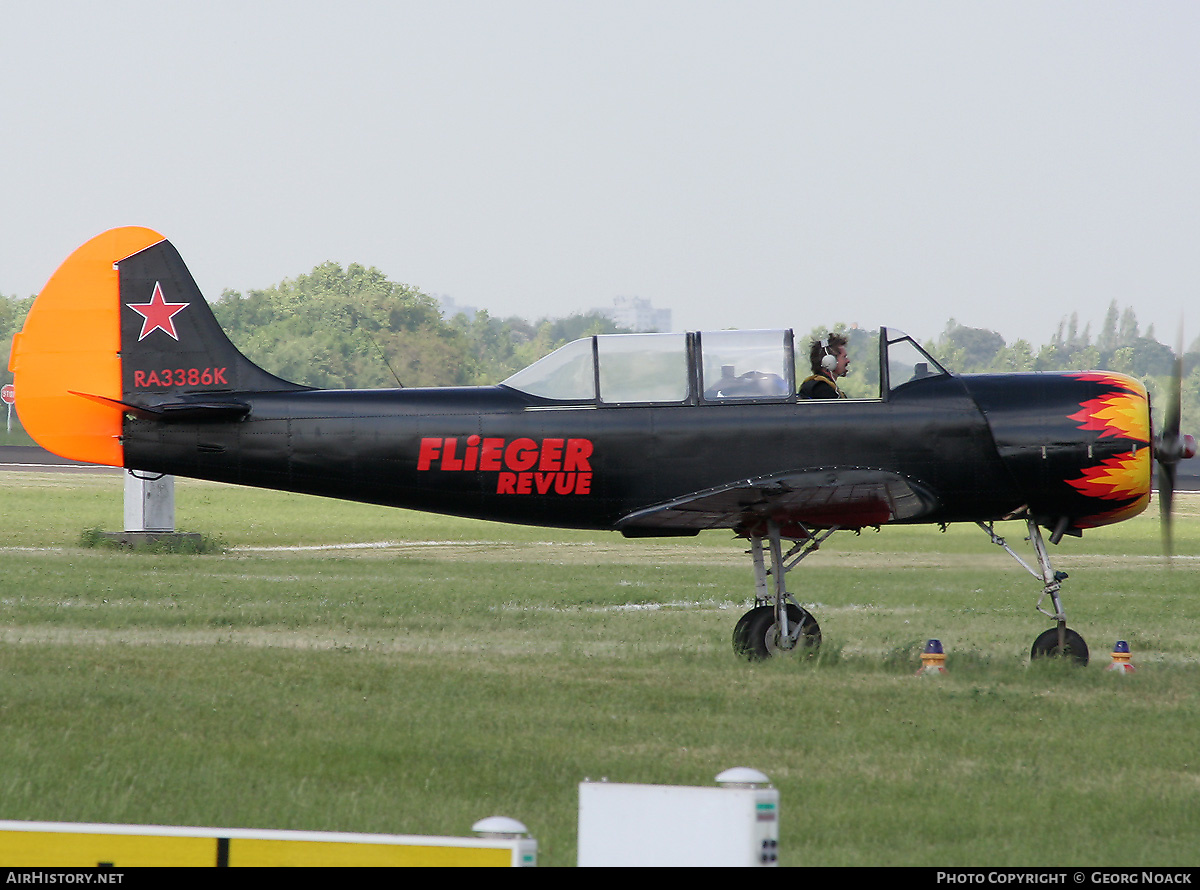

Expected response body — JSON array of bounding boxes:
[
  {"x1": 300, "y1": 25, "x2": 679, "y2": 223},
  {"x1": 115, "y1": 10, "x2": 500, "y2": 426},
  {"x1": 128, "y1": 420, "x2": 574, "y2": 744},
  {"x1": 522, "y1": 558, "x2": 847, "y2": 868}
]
[
  {"x1": 733, "y1": 604, "x2": 822, "y2": 661},
  {"x1": 1030, "y1": 627, "x2": 1089, "y2": 666}
]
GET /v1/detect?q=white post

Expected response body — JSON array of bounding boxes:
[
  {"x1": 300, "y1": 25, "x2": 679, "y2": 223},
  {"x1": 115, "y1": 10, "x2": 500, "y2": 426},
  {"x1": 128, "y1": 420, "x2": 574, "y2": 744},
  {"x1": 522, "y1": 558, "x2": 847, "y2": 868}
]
[{"x1": 124, "y1": 471, "x2": 176, "y2": 533}]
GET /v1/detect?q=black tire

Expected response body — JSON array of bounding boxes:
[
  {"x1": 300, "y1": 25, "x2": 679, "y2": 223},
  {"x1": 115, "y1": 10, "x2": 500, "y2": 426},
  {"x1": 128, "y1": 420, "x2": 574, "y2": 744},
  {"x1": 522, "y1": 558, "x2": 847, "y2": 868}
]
[
  {"x1": 733, "y1": 604, "x2": 822, "y2": 661},
  {"x1": 1030, "y1": 627, "x2": 1089, "y2": 666}
]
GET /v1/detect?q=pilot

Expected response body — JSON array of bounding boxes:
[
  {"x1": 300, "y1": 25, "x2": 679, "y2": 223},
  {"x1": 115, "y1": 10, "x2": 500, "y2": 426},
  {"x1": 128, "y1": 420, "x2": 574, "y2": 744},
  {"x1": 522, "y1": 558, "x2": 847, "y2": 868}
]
[{"x1": 799, "y1": 334, "x2": 849, "y2": 399}]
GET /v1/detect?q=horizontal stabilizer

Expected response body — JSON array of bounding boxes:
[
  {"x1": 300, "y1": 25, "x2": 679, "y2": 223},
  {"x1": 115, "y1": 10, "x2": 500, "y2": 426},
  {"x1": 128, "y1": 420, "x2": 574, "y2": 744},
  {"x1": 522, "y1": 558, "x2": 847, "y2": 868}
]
[{"x1": 70, "y1": 391, "x2": 251, "y2": 422}]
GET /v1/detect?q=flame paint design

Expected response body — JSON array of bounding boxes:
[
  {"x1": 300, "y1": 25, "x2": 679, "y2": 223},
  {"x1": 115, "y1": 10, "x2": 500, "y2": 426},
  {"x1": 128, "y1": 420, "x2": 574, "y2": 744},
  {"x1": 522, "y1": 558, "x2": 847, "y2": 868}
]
[
  {"x1": 1066, "y1": 373, "x2": 1149, "y2": 444},
  {"x1": 1074, "y1": 498, "x2": 1150, "y2": 529},
  {"x1": 1067, "y1": 448, "x2": 1149, "y2": 503},
  {"x1": 1063, "y1": 374, "x2": 1152, "y2": 527}
]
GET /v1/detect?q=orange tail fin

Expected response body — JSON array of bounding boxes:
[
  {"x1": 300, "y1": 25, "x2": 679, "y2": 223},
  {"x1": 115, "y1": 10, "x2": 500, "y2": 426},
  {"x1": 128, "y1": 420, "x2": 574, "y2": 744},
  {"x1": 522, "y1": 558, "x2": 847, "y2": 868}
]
[{"x1": 9, "y1": 227, "x2": 164, "y2": 466}]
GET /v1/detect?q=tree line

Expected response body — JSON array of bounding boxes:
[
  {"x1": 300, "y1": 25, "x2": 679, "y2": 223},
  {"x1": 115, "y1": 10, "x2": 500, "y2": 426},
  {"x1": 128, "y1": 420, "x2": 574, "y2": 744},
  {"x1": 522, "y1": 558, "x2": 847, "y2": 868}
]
[
  {"x1": 208, "y1": 262, "x2": 631, "y2": 389},
  {"x1": 2, "y1": 262, "x2": 1197, "y2": 431}
]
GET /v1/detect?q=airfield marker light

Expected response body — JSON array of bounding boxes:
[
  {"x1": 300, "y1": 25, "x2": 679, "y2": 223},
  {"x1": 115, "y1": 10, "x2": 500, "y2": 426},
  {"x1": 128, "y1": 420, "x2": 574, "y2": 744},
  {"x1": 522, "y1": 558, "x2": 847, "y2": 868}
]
[
  {"x1": 1107, "y1": 640, "x2": 1136, "y2": 674},
  {"x1": 715, "y1": 767, "x2": 770, "y2": 788},
  {"x1": 472, "y1": 816, "x2": 530, "y2": 839},
  {"x1": 918, "y1": 639, "x2": 947, "y2": 675}
]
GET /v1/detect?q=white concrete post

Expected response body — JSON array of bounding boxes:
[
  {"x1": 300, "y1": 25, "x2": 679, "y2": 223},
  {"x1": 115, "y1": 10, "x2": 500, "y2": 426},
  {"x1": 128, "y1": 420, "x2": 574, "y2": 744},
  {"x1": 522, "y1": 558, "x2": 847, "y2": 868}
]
[{"x1": 124, "y1": 471, "x2": 176, "y2": 532}]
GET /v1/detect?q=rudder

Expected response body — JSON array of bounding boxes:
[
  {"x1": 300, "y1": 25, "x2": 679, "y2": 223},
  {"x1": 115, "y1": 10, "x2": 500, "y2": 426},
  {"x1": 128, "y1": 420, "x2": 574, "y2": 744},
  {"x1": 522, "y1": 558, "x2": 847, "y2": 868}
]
[{"x1": 9, "y1": 227, "x2": 161, "y2": 465}]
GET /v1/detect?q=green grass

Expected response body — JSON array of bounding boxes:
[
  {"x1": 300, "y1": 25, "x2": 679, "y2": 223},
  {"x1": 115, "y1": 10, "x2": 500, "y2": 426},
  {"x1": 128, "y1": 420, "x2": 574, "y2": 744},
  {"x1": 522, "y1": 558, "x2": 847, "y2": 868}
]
[
  {"x1": 1, "y1": 469, "x2": 1199, "y2": 865},
  {"x1": 0, "y1": 422, "x2": 35, "y2": 446}
]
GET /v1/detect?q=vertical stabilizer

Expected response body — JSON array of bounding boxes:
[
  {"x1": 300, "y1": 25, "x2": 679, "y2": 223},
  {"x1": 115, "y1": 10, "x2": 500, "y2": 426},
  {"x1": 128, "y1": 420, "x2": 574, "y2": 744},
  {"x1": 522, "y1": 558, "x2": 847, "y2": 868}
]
[{"x1": 116, "y1": 238, "x2": 304, "y2": 397}]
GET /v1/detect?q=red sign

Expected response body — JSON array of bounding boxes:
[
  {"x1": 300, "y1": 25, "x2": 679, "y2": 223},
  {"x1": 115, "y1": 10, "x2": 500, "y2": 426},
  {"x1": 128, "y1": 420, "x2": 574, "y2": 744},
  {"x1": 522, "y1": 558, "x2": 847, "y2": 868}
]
[{"x1": 1, "y1": 384, "x2": 13, "y2": 405}]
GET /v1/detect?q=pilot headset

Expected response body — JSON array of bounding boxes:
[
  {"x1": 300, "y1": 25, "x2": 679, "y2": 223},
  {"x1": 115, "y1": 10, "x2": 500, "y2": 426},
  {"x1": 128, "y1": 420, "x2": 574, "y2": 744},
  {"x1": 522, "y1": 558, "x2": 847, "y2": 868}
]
[{"x1": 820, "y1": 337, "x2": 838, "y2": 372}]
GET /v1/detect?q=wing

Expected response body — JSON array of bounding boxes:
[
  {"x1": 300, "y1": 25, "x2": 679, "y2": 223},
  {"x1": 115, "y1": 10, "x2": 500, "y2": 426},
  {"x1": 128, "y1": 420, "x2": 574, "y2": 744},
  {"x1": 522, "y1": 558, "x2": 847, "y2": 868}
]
[{"x1": 616, "y1": 468, "x2": 939, "y2": 538}]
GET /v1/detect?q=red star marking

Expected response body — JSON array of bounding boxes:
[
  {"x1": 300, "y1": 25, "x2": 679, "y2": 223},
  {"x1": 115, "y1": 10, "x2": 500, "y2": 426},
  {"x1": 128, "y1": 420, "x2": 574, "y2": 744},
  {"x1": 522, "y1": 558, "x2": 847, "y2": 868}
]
[{"x1": 127, "y1": 282, "x2": 190, "y2": 341}]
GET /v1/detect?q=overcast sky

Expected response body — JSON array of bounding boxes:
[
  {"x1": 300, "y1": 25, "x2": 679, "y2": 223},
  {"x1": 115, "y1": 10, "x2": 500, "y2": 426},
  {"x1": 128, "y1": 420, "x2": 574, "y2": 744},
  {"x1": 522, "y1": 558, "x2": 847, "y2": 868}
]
[{"x1": 3, "y1": 1, "x2": 1197, "y2": 347}]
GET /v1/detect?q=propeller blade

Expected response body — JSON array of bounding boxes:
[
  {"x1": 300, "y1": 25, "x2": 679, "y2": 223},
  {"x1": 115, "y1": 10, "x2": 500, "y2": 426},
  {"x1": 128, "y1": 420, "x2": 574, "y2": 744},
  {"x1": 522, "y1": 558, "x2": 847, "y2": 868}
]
[
  {"x1": 1154, "y1": 325, "x2": 1190, "y2": 561},
  {"x1": 1164, "y1": 353, "x2": 1182, "y2": 442},
  {"x1": 1160, "y1": 460, "x2": 1175, "y2": 559}
]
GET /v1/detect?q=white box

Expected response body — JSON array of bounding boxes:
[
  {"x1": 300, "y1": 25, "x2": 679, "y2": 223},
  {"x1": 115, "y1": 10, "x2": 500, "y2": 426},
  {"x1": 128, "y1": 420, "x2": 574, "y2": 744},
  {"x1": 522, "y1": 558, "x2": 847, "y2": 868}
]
[{"x1": 577, "y1": 780, "x2": 779, "y2": 867}]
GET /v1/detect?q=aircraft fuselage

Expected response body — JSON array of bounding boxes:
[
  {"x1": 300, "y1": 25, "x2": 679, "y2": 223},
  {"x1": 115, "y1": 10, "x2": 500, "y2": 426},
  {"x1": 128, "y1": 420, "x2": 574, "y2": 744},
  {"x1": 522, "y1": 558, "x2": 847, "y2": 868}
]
[{"x1": 122, "y1": 375, "x2": 1019, "y2": 532}]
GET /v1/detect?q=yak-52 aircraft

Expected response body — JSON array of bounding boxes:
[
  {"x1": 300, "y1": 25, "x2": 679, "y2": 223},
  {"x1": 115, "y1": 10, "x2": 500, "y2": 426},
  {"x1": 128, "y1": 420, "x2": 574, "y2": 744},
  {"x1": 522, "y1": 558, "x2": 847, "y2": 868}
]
[{"x1": 9, "y1": 227, "x2": 1195, "y2": 665}]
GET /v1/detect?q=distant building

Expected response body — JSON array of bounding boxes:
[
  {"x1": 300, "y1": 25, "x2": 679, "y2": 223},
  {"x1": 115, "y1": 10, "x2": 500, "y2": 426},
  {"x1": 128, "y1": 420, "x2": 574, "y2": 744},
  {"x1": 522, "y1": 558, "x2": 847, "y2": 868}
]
[
  {"x1": 599, "y1": 296, "x2": 672, "y2": 332},
  {"x1": 435, "y1": 294, "x2": 480, "y2": 320}
]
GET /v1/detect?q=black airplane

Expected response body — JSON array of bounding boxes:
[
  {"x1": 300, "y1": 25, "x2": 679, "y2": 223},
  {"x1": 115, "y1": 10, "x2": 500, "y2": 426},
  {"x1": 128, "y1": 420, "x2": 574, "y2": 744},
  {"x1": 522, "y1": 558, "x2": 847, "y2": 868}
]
[{"x1": 9, "y1": 227, "x2": 1195, "y2": 665}]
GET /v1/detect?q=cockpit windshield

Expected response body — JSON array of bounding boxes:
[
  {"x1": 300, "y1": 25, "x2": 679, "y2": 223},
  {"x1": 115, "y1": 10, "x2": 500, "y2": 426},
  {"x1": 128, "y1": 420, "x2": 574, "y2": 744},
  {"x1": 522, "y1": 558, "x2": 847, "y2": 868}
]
[
  {"x1": 500, "y1": 327, "x2": 948, "y2": 404},
  {"x1": 881, "y1": 328, "x2": 948, "y2": 395},
  {"x1": 501, "y1": 336, "x2": 596, "y2": 400}
]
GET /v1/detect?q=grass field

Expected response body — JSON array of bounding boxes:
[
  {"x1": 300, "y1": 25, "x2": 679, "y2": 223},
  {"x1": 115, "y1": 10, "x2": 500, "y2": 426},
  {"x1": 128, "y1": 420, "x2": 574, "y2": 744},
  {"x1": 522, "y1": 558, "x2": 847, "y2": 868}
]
[{"x1": 2, "y1": 468, "x2": 1199, "y2": 866}]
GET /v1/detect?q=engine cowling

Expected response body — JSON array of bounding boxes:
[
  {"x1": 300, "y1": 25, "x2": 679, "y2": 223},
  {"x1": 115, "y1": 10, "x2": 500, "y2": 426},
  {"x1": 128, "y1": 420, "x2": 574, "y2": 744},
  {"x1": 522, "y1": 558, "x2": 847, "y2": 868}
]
[{"x1": 962, "y1": 371, "x2": 1152, "y2": 536}]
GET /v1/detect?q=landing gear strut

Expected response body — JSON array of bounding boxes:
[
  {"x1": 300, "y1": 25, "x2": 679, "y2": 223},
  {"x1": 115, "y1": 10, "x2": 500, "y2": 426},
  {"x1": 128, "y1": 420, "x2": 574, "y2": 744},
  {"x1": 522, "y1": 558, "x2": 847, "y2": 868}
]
[
  {"x1": 978, "y1": 518, "x2": 1089, "y2": 666},
  {"x1": 731, "y1": 520, "x2": 829, "y2": 661}
]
